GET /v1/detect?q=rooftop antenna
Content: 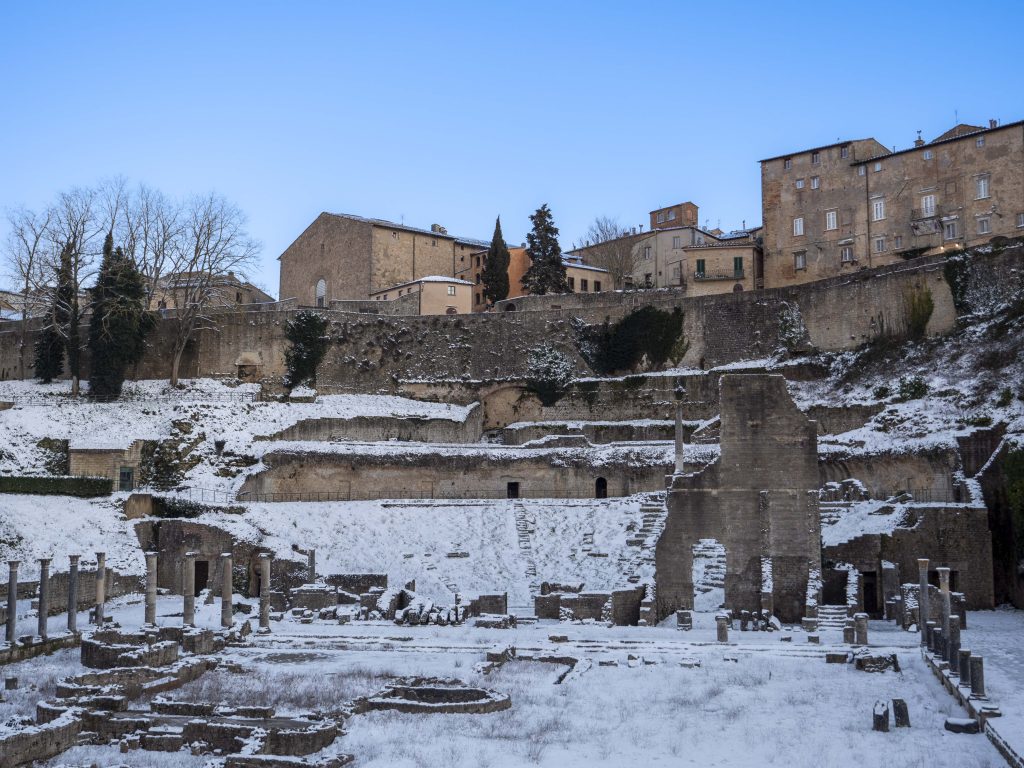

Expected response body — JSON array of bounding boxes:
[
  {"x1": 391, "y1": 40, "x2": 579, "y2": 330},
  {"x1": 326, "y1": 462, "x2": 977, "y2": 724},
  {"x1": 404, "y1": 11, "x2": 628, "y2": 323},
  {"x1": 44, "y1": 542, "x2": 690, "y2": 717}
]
[{"x1": 954, "y1": 108, "x2": 958, "y2": 124}]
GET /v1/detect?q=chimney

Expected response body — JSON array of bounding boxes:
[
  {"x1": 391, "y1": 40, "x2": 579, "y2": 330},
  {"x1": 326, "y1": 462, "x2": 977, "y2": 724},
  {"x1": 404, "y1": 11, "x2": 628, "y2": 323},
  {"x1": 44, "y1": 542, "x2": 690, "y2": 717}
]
[
  {"x1": 639, "y1": 224, "x2": 643, "y2": 233},
  {"x1": 631, "y1": 227, "x2": 636, "y2": 235},
  {"x1": 989, "y1": 118, "x2": 998, "y2": 128},
  {"x1": 914, "y1": 130, "x2": 924, "y2": 147}
]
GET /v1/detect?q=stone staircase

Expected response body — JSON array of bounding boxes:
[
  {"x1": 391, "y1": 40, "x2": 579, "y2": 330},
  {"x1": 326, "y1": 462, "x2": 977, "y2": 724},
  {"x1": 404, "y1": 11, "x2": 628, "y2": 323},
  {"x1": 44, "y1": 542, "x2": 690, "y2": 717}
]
[
  {"x1": 513, "y1": 502, "x2": 540, "y2": 595},
  {"x1": 817, "y1": 604, "x2": 848, "y2": 630},
  {"x1": 692, "y1": 538, "x2": 726, "y2": 596},
  {"x1": 690, "y1": 417, "x2": 721, "y2": 445},
  {"x1": 618, "y1": 494, "x2": 668, "y2": 586}
]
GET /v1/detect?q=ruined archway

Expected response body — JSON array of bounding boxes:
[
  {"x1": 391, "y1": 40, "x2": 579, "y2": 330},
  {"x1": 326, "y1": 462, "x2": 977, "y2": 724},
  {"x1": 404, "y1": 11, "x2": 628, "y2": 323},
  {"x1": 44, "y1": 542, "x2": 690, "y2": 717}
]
[{"x1": 692, "y1": 539, "x2": 726, "y2": 612}]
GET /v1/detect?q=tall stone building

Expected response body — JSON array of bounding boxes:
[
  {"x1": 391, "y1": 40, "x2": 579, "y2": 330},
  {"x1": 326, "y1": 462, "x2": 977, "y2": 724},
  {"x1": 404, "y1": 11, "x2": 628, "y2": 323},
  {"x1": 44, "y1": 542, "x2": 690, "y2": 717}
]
[
  {"x1": 760, "y1": 119, "x2": 1024, "y2": 287},
  {"x1": 278, "y1": 212, "x2": 488, "y2": 306}
]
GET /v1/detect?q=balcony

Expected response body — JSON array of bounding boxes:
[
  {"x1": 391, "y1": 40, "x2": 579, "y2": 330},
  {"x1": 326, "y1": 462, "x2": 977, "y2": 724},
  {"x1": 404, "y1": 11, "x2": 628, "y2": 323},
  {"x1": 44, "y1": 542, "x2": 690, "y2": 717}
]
[
  {"x1": 693, "y1": 270, "x2": 745, "y2": 281},
  {"x1": 911, "y1": 205, "x2": 946, "y2": 220}
]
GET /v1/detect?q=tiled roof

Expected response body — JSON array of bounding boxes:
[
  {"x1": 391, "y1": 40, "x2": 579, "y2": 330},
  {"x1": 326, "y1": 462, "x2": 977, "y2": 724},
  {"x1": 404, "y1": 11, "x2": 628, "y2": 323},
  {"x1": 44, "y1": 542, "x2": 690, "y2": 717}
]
[{"x1": 326, "y1": 212, "x2": 488, "y2": 247}]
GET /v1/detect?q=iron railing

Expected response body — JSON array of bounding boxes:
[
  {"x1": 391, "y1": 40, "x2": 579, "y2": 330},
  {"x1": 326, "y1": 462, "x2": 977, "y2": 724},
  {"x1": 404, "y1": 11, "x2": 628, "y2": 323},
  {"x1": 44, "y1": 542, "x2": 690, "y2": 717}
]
[
  {"x1": 234, "y1": 487, "x2": 632, "y2": 503},
  {"x1": 693, "y1": 271, "x2": 745, "y2": 281},
  {"x1": 7, "y1": 390, "x2": 258, "y2": 406}
]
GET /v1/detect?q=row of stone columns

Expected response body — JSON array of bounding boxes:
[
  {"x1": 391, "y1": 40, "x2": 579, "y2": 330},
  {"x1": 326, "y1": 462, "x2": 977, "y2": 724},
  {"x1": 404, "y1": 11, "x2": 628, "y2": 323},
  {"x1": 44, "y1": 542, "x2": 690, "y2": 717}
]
[
  {"x1": 144, "y1": 551, "x2": 246, "y2": 630},
  {"x1": 6, "y1": 554, "x2": 94, "y2": 645}
]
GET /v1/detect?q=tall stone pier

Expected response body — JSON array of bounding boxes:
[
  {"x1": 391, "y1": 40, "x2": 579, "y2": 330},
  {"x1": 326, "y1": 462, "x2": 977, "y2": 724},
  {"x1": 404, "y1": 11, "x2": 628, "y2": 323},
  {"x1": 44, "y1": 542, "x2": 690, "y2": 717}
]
[
  {"x1": 258, "y1": 553, "x2": 272, "y2": 633},
  {"x1": 220, "y1": 553, "x2": 233, "y2": 628},
  {"x1": 37, "y1": 558, "x2": 51, "y2": 640},
  {"x1": 183, "y1": 552, "x2": 196, "y2": 627},
  {"x1": 6, "y1": 561, "x2": 18, "y2": 644},
  {"x1": 917, "y1": 558, "x2": 929, "y2": 646},
  {"x1": 938, "y1": 566, "x2": 951, "y2": 640},
  {"x1": 145, "y1": 552, "x2": 158, "y2": 626},
  {"x1": 67, "y1": 555, "x2": 80, "y2": 633},
  {"x1": 308, "y1": 548, "x2": 316, "y2": 582},
  {"x1": 95, "y1": 552, "x2": 107, "y2": 625}
]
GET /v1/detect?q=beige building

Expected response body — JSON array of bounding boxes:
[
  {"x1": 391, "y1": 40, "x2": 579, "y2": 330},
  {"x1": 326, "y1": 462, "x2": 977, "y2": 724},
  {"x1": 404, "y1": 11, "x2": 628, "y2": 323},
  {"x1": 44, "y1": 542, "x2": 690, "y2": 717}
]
[
  {"x1": 279, "y1": 212, "x2": 488, "y2": 307},
  {"x1": 455, "y1": 247, "x2": 611, "y2": 311},
  {"x1": 568, "y1": 202, "x2": 762, "y2": 294},
  {"x1": 150, "y1": 271, "x2": 273, "y2": 311},
  {"x1": 369, "y1": 276, "x2": 473, "y2": 315},
  {"x1": 760, "y1": 120, "x2": 1024, "y2": 287},
  {"x1": 69, "y1": 439, "x2": 147, "y2": 491}
]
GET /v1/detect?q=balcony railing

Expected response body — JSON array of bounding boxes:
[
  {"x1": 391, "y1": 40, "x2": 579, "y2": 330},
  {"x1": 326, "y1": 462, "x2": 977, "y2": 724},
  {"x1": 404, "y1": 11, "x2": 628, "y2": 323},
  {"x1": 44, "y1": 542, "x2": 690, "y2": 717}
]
[{"x1": 693, "y1": 270, "x2": 745, "y2": 281}]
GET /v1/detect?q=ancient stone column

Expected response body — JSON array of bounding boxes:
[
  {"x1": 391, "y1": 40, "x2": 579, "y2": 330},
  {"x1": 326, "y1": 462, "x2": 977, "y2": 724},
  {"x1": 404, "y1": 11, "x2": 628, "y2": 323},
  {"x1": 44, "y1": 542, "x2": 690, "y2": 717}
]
[
  {"x1": 144, "y1": 552, "x2": 158, "y2": 626},
  {"x1": 892, "y1": 699, "x2": 910, "y2": 728},
  {"x1": 94, "y1": 552, "x2": 107, "y2": 625},
  {"x1": 854, "y1": 612, "x2": 868, "y2": 646},
  {"x1": 673, "y1": 387, "x2": 685, "y2": 474},
  {"x1": 308, "y1": 549, "x2": 316, "y2": 583},
  {"x1": 67, "y1": 555, "x2": 80, "y2": 633},
  {"x1": 6, "y1": 561, "x2": 18, "y2": 644},
  {"x1": 958, "y1": 649, "x2": 972, "y2": 688},
  {"x1": 917, "y1": 558, "x2": 929, "y2": 647},
  {"x1": 715, "y1": 613, "x2": 729, "y2": 643},
  {"x1": 182, "y1": 552, "x2": 196, "y2": 627},
  {"x1": 969, "y1": 656, "x2": 985, "y2": 698},
  {"x1": 937, "y1": 567, "x2": 951, "y2": 641},
  {"x1": 843, "y1": 620, "x2": 855, "y2": 645},
  {"x1": 925, "y1": 620, "x2": 936, "y2": 652},
  {"x1": 948, "y1": 616, "x2": 961, "y2": 673},
  {"x1": 258, "y1": 553, "x2": 272, "y2": 633},
  {"x1": 37, "y1": 558, "x2": 51, "y2": 641},
  {"x1": 220, "y1": 553, "x2": 233, "y2": 628}
]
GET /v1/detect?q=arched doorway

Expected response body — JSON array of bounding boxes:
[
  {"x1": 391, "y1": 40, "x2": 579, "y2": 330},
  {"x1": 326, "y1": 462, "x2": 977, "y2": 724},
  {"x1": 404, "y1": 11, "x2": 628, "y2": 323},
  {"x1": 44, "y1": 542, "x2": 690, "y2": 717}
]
[
  {"x1": 503, "y1": 303, "x2": 517, "y2": 311},
  {"x1": 315, "y1": 278, "x2": 327, "y2": 308},
  {"x1": 732, "y1": 283, "x2": 744, "y2": 292},
  {"x1": 595, "y1": 477, "x2": 608, "y2": 498}
]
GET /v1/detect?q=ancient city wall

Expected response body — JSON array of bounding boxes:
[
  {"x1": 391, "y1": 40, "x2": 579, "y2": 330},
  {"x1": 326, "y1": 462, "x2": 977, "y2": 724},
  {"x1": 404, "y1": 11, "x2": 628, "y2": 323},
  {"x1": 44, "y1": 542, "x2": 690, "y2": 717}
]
[{"x1": 256, "y1": 405, "x2": 483, "y2": 443}]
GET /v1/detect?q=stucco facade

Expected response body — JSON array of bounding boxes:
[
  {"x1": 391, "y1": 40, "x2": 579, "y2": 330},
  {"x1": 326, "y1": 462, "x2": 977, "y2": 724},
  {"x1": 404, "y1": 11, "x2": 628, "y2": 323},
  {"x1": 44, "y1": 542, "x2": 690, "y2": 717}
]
[{"x1": 369, "y1": 276, "x2": 473, "y2": 315}]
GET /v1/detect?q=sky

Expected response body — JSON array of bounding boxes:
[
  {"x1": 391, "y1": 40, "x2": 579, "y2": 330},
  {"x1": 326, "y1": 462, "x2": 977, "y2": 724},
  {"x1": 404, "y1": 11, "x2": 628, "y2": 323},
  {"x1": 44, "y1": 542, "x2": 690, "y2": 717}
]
[{"x1": 2, "y1": 1, "x2": 1022, "y2": 298}]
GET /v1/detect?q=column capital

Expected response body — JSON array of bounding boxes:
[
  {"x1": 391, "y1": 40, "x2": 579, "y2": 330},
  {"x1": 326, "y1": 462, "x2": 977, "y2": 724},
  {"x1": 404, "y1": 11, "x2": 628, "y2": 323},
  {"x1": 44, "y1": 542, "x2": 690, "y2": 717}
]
[
  {"x1": 917, "y1": 558, "x2": 929, "y2": 568},
  {"x1": 38, "y1": 557, "x2": 52, "y2": 567},
  {"x1": 7, "y1": 560, "x2": 20, "y2": 569},
  {"x1": 185, "y1": 551, "x2": 199, "y2": 559},
  {"x1": 259, "y1": 552, "x2": 273, "y2": 561},
  {"x1": 220, "y1": 552, "x2": 232, "y2": 560},
  {"x1": 69, "y1": 554, "x2": 80, "y2": 565}
]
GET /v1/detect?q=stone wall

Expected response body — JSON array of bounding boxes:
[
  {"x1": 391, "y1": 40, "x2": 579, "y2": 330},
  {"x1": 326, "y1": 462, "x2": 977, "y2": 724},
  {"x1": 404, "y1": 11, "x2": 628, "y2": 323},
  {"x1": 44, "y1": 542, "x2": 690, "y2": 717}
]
[
  {"x1": 256, "y1": 404, "x2": 483, "y2": 443},
  {"x1": 819, "y1": 447, "x2": 961, "y2": 497}
]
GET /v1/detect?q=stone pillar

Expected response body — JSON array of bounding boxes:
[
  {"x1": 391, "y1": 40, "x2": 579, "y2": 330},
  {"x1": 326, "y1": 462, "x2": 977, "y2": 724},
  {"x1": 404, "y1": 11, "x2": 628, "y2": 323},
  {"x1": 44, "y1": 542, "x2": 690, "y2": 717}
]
[
  {"x1": 854, "y1": 612, "x2": 868, "y2": 646},
  {"x1": 258, "y1": 553, "x2": 272, "y2": 633},
  {"x1": 94, "y1": 552, "x2": 106, "y2": 625},
  {"x1": 969, "y1": 656, "x2": 985, "y2": 698},
  {"x1": 67, "y1": 555, "x2": 80, "y2": 634},
  {"x1": 220, "y1": 553, "x2": 233, "y2": 628},
  {"x1": 37, "y1": 558, "x2": 51, "y2": 640},
  {"x1": 308, "y1": 548, "x2": 316, "y2": 583},
  {"x1": 6, "y1": 561, "x2": 18, "y2": 644},
  {"x1": 917, "y1": 558, "x2": 929, "y2": 646},
  {"x1": 958, "y1": 649, "x2": 972, "y2": 688},
  {"x1": 937, "y1": 567, "x2": 951, "y2": 641},
  {"x1": 948, "y1": 616, "x2": 961, "y2": 673},
  {"x1": 925, "y1": 620, "x2": 936, "y2": 652},
  {"x1": 673, "y1": 388, "x2": 685, "y2": 474},
  {"x1": 715, "y1": 613, "x2": 729, "y2": 643},
  {"x1": 843, "y1": 620, "x2": 855, "y2": 645},
  {"x1": 182, "y1": 552, "x2": 196, "y2": 627},
  {"x1": 144, "y1": 552, "x2": 158, "y2": 626}
]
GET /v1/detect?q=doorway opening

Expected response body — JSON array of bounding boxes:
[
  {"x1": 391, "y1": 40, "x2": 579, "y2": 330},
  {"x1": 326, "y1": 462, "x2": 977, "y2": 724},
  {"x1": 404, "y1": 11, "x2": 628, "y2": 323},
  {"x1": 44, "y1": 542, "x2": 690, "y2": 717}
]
[
  {"x1": 194, "y1": 560, "x2": 209, "y2": 595},
  {"x1": 506, "y1": 481, "x2": 520, "y2": 499}
]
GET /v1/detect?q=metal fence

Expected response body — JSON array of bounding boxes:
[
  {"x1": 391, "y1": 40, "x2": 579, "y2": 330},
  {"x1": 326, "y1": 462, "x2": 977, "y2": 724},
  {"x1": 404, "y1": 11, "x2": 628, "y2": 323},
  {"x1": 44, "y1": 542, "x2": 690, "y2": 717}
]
[
  {"x1": 233, "y1": 487, "x2": 624, "y2": 503},
  {"x1": 8, "y1": 390, "x2": 259, "y2": 407}
]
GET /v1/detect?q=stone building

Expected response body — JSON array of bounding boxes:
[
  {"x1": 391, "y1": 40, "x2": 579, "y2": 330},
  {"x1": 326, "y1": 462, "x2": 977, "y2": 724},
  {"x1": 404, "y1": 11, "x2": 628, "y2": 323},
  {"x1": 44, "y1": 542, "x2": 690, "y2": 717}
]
[
  {"x1": 278, "y1": 212, "x2": 488, "y2": 306},
  {"x1": 69, "y1": 439, "x2": 148, "y2": 491},
  {"x1": 566, "y1": 202, "x2": 762, "y2": 293},
  {"x1": 149, "y1": 271, "x2": 274, "y2": 310},
  {"x1": 368, "y1": 276, "x2": 473, "y2": 315},
  {"x1": 454, "y1": 246, "x2": 610, "y2": 312},
  {"x1": 760, "y1": 119, "x2": 1024, "y2": 287}
]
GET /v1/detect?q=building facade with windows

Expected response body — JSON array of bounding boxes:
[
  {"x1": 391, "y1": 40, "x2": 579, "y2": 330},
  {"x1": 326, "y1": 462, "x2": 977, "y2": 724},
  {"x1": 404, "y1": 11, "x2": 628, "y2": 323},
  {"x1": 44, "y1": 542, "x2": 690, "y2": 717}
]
[
  {"x1": 368, "y1": 275, "x2": 473, "y2": 315},
  {"x1": 760, "y1": 120, "x2": 1024, "y2": 288},
  {"x1": 279, "y1": 212, "x2": 488, "y2": 306}
]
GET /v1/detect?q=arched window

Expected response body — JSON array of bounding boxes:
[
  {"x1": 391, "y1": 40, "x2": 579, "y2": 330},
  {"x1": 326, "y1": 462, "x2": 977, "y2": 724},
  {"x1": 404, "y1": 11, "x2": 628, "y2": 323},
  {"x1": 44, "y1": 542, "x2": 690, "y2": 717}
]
[
  {"x1": 595, "y1": 477, "x2": 608, "y2": 499},
  {"x1": 315, "y1": 279, "x2": 327, "y2": 308}
]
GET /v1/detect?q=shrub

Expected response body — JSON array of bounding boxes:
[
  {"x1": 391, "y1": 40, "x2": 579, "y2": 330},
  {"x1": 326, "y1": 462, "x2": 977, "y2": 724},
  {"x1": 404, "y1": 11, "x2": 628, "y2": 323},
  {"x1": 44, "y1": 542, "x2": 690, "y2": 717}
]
[
  {"x1": 283, "y1": 311, "x2": 330, "y2": 392},
  {"x1": 872, "y1": 385, "x2": 891, "y2": 400},
  {"x1": 525, "y1": 345, "x2": 575, "y2": 406},
  {"x1": 575, "y1": 306, "x2": 685, "y2": 375},
  {"x1": 896, "y1": 376, "x2": 929, "y2": 401},
  {"x1": 996, "y1": 388, "x2": 1013, "y2": 408},
  {"x1": 0, "y1": 475, "x2": 112, "y2": 497}
]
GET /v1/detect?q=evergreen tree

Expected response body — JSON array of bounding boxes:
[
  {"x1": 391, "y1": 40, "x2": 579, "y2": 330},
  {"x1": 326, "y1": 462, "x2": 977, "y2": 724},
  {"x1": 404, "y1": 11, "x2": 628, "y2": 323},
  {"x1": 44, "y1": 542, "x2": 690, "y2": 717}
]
[
  {"x1": 520, "y1": 204, "x2": 568, "y2": 296},
  {"x1": 33, "y1": 242, "x2": 75, "y2": 383},
  {"x1": 56, "y1": 241, "x2": 82, "y2": 392},
  {"x1": 33, "y1": 321, "x2": 64, "y2": 383},
  {"x1": 88, "y1": 232, "x2": 154, "y2": 399},
  {"x1": 283, "y1": 311, "x2": 330, "y2": 393},
  {"x1": 481, "y1": 217, "x2": 510, "y2": 305}
]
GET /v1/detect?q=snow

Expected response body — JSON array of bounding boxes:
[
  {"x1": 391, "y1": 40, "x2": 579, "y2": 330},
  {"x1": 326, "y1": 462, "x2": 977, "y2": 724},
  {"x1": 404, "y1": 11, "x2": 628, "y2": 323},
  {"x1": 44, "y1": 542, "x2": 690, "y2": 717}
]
[{"x1": 820, "y1": 500, "x2": 912, "y2": 547}]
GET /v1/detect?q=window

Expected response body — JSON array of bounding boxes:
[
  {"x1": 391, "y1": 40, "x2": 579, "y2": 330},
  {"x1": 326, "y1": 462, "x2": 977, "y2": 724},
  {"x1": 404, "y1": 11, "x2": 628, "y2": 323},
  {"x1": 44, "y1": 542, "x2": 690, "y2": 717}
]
[
  {"x1": 841, "y1": 246, "x2": 854, "y2": 263},
  {"x1": 644, "y1": 246, "x2": 652, "y2": 260},
  {"x1": 811, "y1": 176, "x2": 820, "y2": 190},
  {"x1": 784, "y1": 158, "x2": 792, "y2": 170},
  {"x1": 874, "y1": 237, "x2": 886, "y2": 253},
  {"x1": 921, "y1": 194, "x2": 936, "y2": 217},
  {"x1": 431, "y1": 238, "x2": 437, "y2": 246},
  {"x1": 235, "y1": 291, "x2": 242, "y2": 303},
  {"x1": 858, "y1": 165, "x2": 866, "y2": 176},
  {"x1": 733, "y1": 256, "x2": 744, "y2": 277},
  {"x1": 315, "y1": 278, "x2": 327, "y2": 308},
  {"x1": 794, "y1": 251, "x2": 807, "y2": 270},
  {"x1": 977, "y1": 217, "x2": 991, "y2": 235},
  {"x1": 944, "y1": 221, "x2": 958, "y2": 241},
  {"x1": 672, "y1": 264, "x2": 682, "y2": 283},
  {"x1": 581, "y1": 279, "x2": 589, "y2": 291},
  {"x1": 475, "y1": 292, "x2": 481, "y2": 305},
  {"x1": 447, "y1": 286, "x2": 456, "y2": 296},
  {"x1": 118, "y1": 467, "x2": 134, "y2": 492},
  {"x1": 793, "y1": 217, "x2": 804, "y2": 236},
  {"x1": 840, "y1": 146, "x2": 849, "y2": 159},
  {"x1": 976, "y1": 175, "x2": 990, "y2": 199},
  {"x1": 976, "y1": 136, "x2": 985, "y2": 148},
  {"x1": 894, "y1": 235, "x2": 903, "y2": 248},
  {"x1": 668, "y1": 210, "x2": 676, "y2": 221},
  {"x1": 872, "y1": 199, "x2": 886, "y2": 221},
  {"x1": 811, "y1": 151, "x2": 820, "y2": 164},
  {"x1": 594, "y1": 281, "x2": 601, "y2": 292},
  {"x1": 475, "y1": 256, "x2": 481, "y2": 267},
  {"x1": 672, "y1": 236, "x2": 681, "y2": 249},
  {"x1": 1017, "y1": 213, "x2": 1024, "y2": 228},
  {"x1": 392, "y1": 231, "x2": 398, "y2": 239},
  {"x1": 873, "y1": 161, "x2": 882, "y2": 172},
  {"x1": 795, "y1": 178, "x2": 805, "y2": 190},
  {"x1": 923, "y1": 149, "x2": 934, "y2": 160},
  {"x1": 695, "y1": 259, "x2": 706, "y2": 276},
  {"x1": 825, "y1": 210, "x2": 837, "y2": 231},
  {"x1": 567, "y1": 276, "x2": 575, "y2": 291},
  {"x1": 656, "y1": 212, "x2": 665, "y2": 224}
]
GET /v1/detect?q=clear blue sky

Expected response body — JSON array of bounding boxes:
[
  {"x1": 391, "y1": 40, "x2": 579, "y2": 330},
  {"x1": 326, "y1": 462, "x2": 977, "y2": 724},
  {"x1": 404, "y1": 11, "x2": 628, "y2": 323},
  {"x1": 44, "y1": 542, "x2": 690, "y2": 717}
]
[{"x1": 2, "y1": 1, "x2": 1021, "y2": 297}]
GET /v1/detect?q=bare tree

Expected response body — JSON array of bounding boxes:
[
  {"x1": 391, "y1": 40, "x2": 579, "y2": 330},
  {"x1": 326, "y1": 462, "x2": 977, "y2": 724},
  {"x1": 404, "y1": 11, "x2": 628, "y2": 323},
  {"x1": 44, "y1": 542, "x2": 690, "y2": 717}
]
[
  {"x1": 575, "y1": 216, "x2": 646, "y2": 290},
  {"x1": 3, "y1": 206, "x2": 53, "y2": 378},
  {"x1": 165, "y1": 193, "x2": 260, "y2": 386},
  {"x1": 122, "y1": 184, "x2": 183, "y2": 307}
]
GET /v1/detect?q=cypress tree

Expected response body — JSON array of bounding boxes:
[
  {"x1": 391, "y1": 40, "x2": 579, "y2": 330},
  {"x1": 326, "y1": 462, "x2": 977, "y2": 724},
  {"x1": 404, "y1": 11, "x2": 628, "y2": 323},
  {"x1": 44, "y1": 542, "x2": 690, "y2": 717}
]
[
  {"x1": 33, "y1": 242, "x2": 75, "y2": 383},
  {"x1": 33, "y1": 321, "x2": 64, "y2": 383},
  {"x1": 481, "y1": 217, "x2": 511, "y2": 305},
  {"x1": 88, "y1": 232, "x2": 154, "y2": 399},
  {"x1": 521, "y1": 204, "x2": 568, "y2": 296}
]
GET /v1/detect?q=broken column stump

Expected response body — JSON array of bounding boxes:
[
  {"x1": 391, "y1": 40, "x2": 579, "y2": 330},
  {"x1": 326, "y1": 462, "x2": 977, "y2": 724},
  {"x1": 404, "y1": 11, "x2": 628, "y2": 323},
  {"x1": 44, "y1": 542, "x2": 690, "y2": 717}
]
[
  {"x1": 892, "y1": 698, "x2": 910, "y2": 728},
  {"x1": 872, "y1": 700, "x2": 890, "y2": 732}
]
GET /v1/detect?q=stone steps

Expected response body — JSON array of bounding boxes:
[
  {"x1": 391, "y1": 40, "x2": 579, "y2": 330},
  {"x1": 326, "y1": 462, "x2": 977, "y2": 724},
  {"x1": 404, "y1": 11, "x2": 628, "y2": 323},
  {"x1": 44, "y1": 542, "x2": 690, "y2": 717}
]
[{"x1": 817, "y1": 605, "x2": 848, "y2": 629}]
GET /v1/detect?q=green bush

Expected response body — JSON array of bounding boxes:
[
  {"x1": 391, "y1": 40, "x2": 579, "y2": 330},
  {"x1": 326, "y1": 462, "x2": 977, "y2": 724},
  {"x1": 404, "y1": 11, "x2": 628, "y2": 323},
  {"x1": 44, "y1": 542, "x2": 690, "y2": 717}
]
[
  {"x1": 575, "y1": 306, "x2": 685, "y2": 375},
  {"x1": 872, "y1": 385, "x2": 891, "y2": 400},
  {"x1": 896, "y1": 376, "x2": 929, "y2": 401},
  {"x1": 283, "y1": 311, "x2": 330, "y2": 392},
  {"x1": 0, "y1": 475, "x2": 112, "y2": 497},
  {"x1": 996, "y1": 388, "x2": 1013, "y2": 408}
]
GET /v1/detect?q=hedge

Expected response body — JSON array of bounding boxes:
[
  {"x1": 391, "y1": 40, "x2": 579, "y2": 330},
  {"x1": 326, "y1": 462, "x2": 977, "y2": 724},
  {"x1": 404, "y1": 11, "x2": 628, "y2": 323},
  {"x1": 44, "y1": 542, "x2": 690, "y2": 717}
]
[{"x1": 0, "y1": 475, "x2": 113, "y2": 497}]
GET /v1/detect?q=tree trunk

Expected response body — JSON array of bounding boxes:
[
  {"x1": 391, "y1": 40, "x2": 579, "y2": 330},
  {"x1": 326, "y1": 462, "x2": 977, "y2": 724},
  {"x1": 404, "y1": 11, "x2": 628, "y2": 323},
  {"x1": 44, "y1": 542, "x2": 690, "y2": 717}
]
[{"x1": 170, "y1": 342, "x2": 185, "y2": 388}]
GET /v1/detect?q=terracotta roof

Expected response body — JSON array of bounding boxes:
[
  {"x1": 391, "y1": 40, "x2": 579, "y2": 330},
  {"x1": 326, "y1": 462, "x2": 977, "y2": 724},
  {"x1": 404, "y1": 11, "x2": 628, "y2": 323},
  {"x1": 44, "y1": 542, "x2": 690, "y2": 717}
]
[{"x1": 851, "y1": 120, "x2": 1024, "y2": 164}]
